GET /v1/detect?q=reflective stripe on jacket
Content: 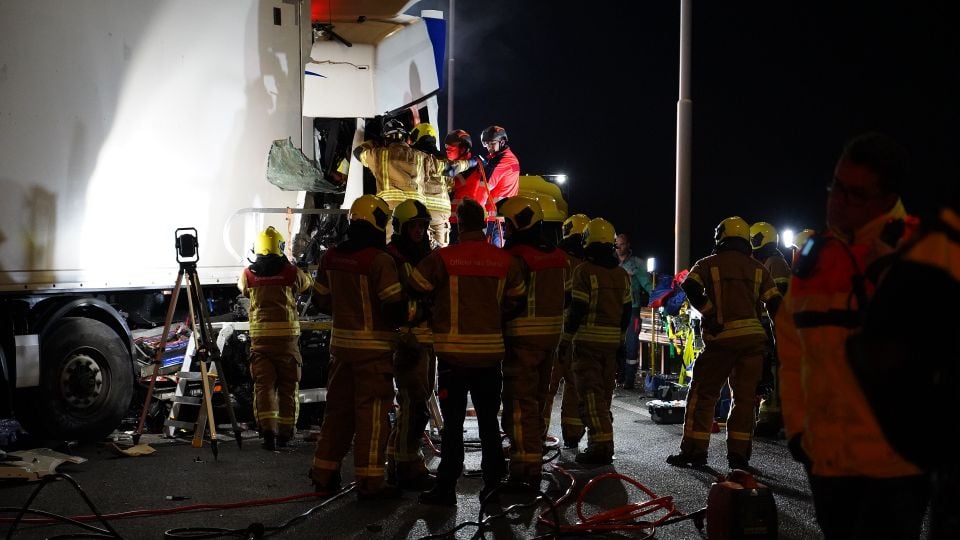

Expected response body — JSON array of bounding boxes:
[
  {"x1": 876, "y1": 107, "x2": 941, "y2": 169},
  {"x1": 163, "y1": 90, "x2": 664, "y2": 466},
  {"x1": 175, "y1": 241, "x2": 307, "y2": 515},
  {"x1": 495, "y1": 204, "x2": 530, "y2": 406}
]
[
  {"x1": 686, "y1": 251, "x2": 779, "y2": 341},
  {"x1": 408, "y1": 231, "x2": 526, "y2": 366},
  {"x1": 238, "y1": 263, "x2": 312, "y2": 348},
  {"x1": 316, "y1": 246, "x2": 403, "y2": 352},
  {"x1": 570, "y1": 263, "x2": 631, "y2": 345},
  {"x1": 505, "y1": 244, "x2": 570, "y2": 348}
]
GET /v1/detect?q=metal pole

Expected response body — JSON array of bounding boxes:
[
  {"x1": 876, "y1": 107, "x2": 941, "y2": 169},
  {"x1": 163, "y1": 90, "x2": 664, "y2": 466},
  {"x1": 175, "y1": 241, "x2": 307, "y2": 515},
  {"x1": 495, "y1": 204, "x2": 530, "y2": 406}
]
[
  {"x1": 446, "y1": 0, "x2": 455, "y2": 134},
  {"x1": 674, "y1": 0, "x2": 693, "y2": 273}
]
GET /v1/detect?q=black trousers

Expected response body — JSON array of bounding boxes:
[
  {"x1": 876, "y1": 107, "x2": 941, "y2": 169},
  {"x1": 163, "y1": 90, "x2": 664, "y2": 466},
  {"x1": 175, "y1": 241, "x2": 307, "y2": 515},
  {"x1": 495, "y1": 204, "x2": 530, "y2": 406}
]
[
  {"x1": 434, "y1": 358, "x2": 504, "y2": 489},
  {"x1": 808, "y1": 473, "x2": 929, "y2": 540}
]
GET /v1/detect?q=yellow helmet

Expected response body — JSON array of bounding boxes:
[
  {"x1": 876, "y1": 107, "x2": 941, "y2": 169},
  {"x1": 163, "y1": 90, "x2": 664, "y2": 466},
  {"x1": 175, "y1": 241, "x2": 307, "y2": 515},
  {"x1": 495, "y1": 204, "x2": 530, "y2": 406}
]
[
  {"x1": 750, "y1": 222, "x2": 778, "y2": 250},
  {"x1": 500, "y1": 195, "x2": 543, "y2": 232},
  {"x1": 349, "y1": 194, "x2": 391, "y2": 232},
  {"x1": 392, "y1": 199, "x2": 431, "y2": 230},
  {"x1": 255, "y1": 226, "x2": 285, "y2": 256},
  {"x1": 715, "y1": 216, "x2": 750, "y2": 244},
  {"x1": 410, "y1": 123, "x2": 439, "y2": 144},
  {"x1": 536, "y1": 194, "x2": 564, "y2": 222},
  {"x1": 562, "y1": 214, "x2": 590, "y2": 239},
  {"x1": 583, "y1": 217, "x2": 616, "y2": 247},
  {"x1": 794, "y1": 228, "x2": 816, "y2": 249}
]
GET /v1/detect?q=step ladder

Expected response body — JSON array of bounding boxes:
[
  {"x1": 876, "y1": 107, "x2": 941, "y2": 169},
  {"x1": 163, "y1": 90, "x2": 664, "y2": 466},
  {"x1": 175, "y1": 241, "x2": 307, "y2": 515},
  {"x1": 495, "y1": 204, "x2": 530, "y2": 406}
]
[{"x1": 164, "y1": 334, "x2": 221, "y2": 441}]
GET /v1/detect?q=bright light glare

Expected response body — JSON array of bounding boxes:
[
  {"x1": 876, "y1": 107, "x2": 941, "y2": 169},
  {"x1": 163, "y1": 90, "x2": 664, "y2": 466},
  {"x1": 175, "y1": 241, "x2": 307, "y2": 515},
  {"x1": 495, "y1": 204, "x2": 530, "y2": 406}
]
[
  {"x1": 646, "y1": 257, "x2": 656, "y2": 273},
  {"x1": 782, "y1": 228, "x2": 795, "y2": 248},
  {"x1": 554, "y1": 174, "x2": 567, "y2": 184}
]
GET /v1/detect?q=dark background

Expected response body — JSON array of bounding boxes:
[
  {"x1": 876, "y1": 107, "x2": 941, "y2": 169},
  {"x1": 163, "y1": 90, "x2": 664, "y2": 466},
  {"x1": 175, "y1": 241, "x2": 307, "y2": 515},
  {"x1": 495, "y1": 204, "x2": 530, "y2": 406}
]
[{"x1": 410, "y1": 1, "x2": 958, "y2": 269}]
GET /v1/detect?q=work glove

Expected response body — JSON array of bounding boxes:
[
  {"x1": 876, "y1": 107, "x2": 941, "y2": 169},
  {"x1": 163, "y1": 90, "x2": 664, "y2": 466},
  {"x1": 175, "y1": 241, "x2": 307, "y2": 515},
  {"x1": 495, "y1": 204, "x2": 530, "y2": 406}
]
[{"x1": 787, "y1": 433, "x2": 812, "y2": 470}]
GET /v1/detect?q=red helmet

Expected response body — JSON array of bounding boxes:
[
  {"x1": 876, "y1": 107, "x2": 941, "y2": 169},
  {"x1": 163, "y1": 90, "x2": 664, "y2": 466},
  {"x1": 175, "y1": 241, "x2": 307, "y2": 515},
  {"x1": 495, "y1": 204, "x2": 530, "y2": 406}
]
[{"x1": 444, "y1": 129, "x2": 472, "y2": 149}]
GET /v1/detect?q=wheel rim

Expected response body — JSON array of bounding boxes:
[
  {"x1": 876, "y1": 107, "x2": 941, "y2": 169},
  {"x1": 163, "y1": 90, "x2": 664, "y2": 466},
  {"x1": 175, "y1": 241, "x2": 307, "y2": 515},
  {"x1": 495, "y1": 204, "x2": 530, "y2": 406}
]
[{"x1": 59, "y1": 351, "x2": 107, "y2": 410}]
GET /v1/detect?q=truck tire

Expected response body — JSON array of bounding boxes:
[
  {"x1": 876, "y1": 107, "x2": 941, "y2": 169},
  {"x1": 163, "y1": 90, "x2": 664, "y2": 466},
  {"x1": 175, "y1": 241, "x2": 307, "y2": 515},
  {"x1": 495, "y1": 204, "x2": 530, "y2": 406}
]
[{"x1": 17, "y1": 317, "x2": 133, "y2": 441}]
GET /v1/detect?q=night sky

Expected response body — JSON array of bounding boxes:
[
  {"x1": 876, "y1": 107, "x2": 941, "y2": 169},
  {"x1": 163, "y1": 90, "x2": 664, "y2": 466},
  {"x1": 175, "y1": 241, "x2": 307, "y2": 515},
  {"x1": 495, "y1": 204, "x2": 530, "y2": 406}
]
[{"x1": 411, "y1": 1, "x2": 958, "y2": 269}]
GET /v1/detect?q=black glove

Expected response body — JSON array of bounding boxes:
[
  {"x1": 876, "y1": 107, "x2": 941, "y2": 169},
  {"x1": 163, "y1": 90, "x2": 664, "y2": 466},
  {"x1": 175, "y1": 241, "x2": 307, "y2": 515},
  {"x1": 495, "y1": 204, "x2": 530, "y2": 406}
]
[{"x1": 788, "y1": 433, "x2": 812, "y2": 469}]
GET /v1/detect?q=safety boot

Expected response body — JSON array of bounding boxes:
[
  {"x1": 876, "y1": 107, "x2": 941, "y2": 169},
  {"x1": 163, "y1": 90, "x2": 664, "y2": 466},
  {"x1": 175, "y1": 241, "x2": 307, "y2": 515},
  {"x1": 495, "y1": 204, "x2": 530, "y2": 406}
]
[
  {"x1": 665, "y1": 451, "x2": 708, "y2": 467},
  {"x1": 261, "y1": 431, "x2": 277, "y2": 451},
  {"x1": 419, "y1": 486, "x2": 457, "y2": 506},
  {"x1": 575, "y1": 449, "x2": 614, "y2": 465}
]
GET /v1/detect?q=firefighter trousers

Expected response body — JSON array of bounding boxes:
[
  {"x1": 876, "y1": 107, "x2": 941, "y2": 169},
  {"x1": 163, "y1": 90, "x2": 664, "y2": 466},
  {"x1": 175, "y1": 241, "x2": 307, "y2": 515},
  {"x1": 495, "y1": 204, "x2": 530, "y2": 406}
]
[
  {"x1": 543, "y1": 344, "x2": 584, "y2": 445},
  {"x1": 571, "y1": 342, "x2": 619, "y2": 457},
  {"x1": 434, "y1": 358, "x2": 505, "y2": 490},
  {"x1": 679, "y1": 334, "x2": 766, "y2": 459},
  {"x1": 387, "y1": 336, "x2": 436, "y2": 481},
  {"x1": 502, "y1": 342, "x2": 556, "y2": 483},
  {"x1": 249, "y1": 349, "x2": 301, "y2": 438},
  {"x1": 428, "y1": 213, "x2": 451, "y2": 248},
  {"x1": 310, "y1": 347, "x2": 395, "y2": 495}
]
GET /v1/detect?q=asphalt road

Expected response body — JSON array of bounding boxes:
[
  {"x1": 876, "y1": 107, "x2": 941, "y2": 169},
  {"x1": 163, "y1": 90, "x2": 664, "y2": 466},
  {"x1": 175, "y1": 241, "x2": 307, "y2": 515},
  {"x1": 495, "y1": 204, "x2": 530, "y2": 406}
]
[{"x1": 1, "y1": 388, "x2": 827, "y2": 539}]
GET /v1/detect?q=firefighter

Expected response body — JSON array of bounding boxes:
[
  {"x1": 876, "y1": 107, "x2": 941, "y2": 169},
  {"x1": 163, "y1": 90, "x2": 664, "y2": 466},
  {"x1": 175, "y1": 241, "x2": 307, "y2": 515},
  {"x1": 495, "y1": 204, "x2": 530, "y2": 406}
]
[
  {"x1": 791, "y1": 228, "x2": 816, "y2": 266},
  {"x1": 776, "y1": 133, "x2": 927, "y2": 539},
  {"x1": 749, "y1": 221, "x2": 792, "y2": 438},
  {"x1": 480, "y1": 125, "x2": 520, "y2": 247},
  {"x1": 500, "y1": 196, "x2": 570, "y2": 485},
  {"x1": 410, "y1": 123, "x2": 453, "y2": 248},
  {"x1": 543, "y1": 213, "x2": 589, "y2": 448},
  {"x1": 561, "y1": 217, "x2": 631, "y2": 465},
  {"x1": 666, "y1": 217, "x2": 781, "y2": 469},
  {"x1": 238, "y1": 226, "x2": 315, "y2": 451},
  {"x1": 412, "y1": 198, "x2": 527, "y2": 506},
  {"x1": 354, "y1": 119, "x2": 470, "y2": 240},
  {"x1": 385, "y1": 199, "x2": 436, "y2": 490},
  {"x1": 444, "y1": 129, "x2": 496, "y2": 245},
  {"x1": 308, "y1": 194, "x2": 407, "y2": 500}
]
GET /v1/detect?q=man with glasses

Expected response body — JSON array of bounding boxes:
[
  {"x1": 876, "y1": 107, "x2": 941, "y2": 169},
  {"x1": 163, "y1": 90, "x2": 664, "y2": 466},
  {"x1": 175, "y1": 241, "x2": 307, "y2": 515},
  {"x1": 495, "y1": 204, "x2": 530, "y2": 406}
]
[
  {"x1": 775, "y1": 132, "x2": 926, "y2": 539},
  {"x1": 480, "y1": 125, "x2": 520, "y2": 247}
]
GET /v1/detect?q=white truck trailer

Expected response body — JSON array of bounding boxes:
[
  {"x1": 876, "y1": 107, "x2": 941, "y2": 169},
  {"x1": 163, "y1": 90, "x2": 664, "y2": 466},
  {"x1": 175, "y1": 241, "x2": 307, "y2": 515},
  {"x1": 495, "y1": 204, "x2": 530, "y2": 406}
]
[{"x1": 0, "y1": 0, "x2": 445, "y2": 440}]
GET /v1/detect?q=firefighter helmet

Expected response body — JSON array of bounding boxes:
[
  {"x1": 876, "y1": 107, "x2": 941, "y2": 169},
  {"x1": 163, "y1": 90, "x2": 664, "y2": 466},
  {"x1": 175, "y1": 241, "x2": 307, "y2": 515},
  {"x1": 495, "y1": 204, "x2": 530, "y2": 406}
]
[
  {"x1": 382, "y1": 118, "x2": 407, "y2": 141},
  {"x1": 715, "y1": 216, "x2": 751, "y2": 244},
  {"x1": 793, "y1": 228, "x2": 816, "y2": 249},
  {"x1": 750, "y1": 222, "x2": 778, "y2": 250},
  {"x1": 500, "y1": 196, "x2": 543, "y2": 232},
  {"x1": 392, "y1": 199, "x2": 431, "y2": 230},
  {"x1": 480, "y1": 125, "x2": 508, "y2": 145},
  {"x1": 254, "y1": 226, "x2": 285, "y2": 256},
  {"x1": 411, "y1": 123, "x2": 438, "y2": 144},
  {"x1": 562, "y1": 214, "x2": 590, "y2": 239},
  {"x1": 583, "y1": 218, "x2": 616, "y2": 247},
  {"x1": 350, "y1": 195, "x2": 391, "y2": 232}
]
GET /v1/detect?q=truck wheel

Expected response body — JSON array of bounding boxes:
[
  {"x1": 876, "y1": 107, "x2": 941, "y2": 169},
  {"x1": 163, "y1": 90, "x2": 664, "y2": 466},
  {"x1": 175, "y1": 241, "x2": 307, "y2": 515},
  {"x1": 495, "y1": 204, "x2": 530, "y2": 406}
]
[{"x1": 18, "y1": 317, "x2": 133, "y2": 441}]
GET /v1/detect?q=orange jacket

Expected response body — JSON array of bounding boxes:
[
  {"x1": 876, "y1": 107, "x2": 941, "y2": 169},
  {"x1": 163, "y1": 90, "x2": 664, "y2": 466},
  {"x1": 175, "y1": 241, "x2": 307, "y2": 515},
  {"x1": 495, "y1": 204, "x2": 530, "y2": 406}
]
[
  {"x1": 408, "y1": 230, "x2": 526, "y2": 366},
  {"x1": 776, "y1": 199, "x2": 921, "y2": 477},
  {"x1": 314, "y1": 246, "x2": 403, "y2": 352},
  {"x1": 504, "y1": 244, "x2": 571, "y2": 349}
]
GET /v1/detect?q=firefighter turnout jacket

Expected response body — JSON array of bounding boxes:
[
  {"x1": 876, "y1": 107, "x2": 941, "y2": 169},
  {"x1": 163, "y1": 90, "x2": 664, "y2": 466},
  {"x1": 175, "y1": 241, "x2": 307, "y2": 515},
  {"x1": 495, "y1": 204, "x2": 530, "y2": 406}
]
[
  {"x1": 238, "y1": 259, "x2": 314, "y2": 438},
  {"x1": 677, "y1": 246, "x2": 781, "y2": 460},
  {"x1": 564, "y1": 258, "x2": 632, "y2": 458},
  {"x1": 309, "y1": 244, "x2": 404, "y2": 494},
  {"x1": 543, "y1": 247, "x2": 587, "y2": 445},
  {"x1": 502, "y1": 243, "x2": 570, "y2": 481},
  {"x1": 408, "y1": 230, "x2": 526, "y2": 364}
]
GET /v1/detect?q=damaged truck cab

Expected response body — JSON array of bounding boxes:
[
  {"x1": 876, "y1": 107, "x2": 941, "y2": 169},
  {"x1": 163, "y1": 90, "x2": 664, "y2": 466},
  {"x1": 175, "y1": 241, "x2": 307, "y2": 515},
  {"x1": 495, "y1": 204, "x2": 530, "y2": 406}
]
[{"x1": 0, "y1": 0, "x2": 445, "y2": 440}]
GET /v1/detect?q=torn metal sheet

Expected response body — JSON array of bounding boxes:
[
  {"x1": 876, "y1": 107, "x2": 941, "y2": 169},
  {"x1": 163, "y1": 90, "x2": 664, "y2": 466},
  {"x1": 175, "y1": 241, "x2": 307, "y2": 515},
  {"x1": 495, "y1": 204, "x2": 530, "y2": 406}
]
[{"x1": 0, "y1": 448, "x2": 87, "y2": 481}]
